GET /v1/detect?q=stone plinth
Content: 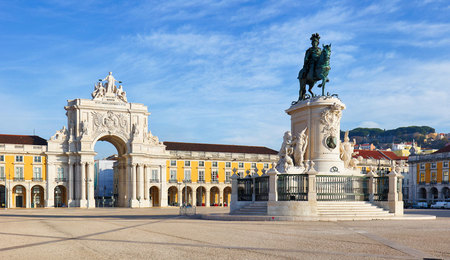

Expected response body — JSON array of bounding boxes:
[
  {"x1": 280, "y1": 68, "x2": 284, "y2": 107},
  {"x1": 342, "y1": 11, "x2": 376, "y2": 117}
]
[{"x1": 286, "y1": 96, "x2": 345, "y2": 174}]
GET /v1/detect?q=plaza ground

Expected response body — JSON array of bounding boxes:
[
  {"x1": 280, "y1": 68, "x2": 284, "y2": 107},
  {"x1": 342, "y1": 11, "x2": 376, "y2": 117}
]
[{"x1": 0, "y1": 208, "x2": 448, "y2": 259}]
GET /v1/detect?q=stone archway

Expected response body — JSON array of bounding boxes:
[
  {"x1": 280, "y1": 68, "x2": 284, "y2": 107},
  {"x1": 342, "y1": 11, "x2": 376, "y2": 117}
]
[
  {"x1": 418, "y1": 188, "x2": 427, "y2": 201},
  {"x1": 0, "y1": 185, "x2": 5, "y2": 208},
  {"x1": 210, "y1": 186, "x2": 220, "y2": 206},
  {"x1": 168, "y1": 186, "x2": 178, "y2": 206},
  {"x1": 13, "y1": 185, "x2": 26, "y2": 208},
  {"x1": 54, "y1": 185, "x2": 67, "y2": 207},
  {"x1": 223, "y1": 186, "x2": 232, "y2": 207},
  {"x1": 31, "y1": 185, "x2": 45, "y2": 208},
  {"x1": 196, "y1": 186, "x2": 206, "y2": 206},
  {"x1": 46, "y1": 73, "x2": 170, "y2": 208},
  {"x1": 149, "y1": 186, "x2": 159, "y2": 207}
]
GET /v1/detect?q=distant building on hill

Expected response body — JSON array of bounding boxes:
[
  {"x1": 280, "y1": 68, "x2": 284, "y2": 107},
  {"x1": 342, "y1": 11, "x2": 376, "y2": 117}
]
[
  {"x1": 392, "y1": 141, "x2": 421, "y2": 157},
  {"x1": 355, "y1": 143, "x2": 376, "y2": 150}
]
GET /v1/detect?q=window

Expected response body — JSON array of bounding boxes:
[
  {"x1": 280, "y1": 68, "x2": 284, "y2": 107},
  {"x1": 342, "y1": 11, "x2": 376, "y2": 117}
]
[
  {"x1": 420, "y1": 163, "x2": 425, "y2": 170},
  {"x1": 431, "y1": 171, "x2": 437, "y2": 183},
  {"x1": 0, "y1": 155, "x2": 4, "y2": 162},
  {"x1": 212, "y1": 161, "x2": 218, "y2": 167},
  {"x1": 443, "y1": 171, "x2": 449, "y2": 183},
  {"x1": 251, "y1": 163, "x2": 256, "y2": 168},
  {"x1": 184, "y1": 169, "x2": 191, "y2": 182},
  {"x1": 431, "y1": 162, "x2": 437, "y2": 169},
  {"x1": 0, "y1": 166, "x2": 4, "y2": 179},
  {"x1": 444, "y1": 161, "x2": 449, "y2": 168},
  {"x1": 419, "y1": 172, "x2": 425, "y2": 183},
  {"x1": 170, "y1": 160, "x2": 177, "y2": 166},
  {"x1": 15, "y1": 186, "x2": 23, "y2": 194},
  {"x1": 361, "y1": 167, "x2": 367, "y2": 174},
  {"x1": 225, "y1": 171, "x2": 231, "y2": 182},
  {"x1": 151, "y1": 169, "x2": 158, "y2": 181},
  {"x1": 198, "y1": 170, "x2": 205, "y2": 182},
  {"x1": 225, "y1": 162, "x2": 231, "y2": 168},
  {"x1": 211, "y1": 170, "x2": 218, "y2": 182},
  {"x1": 15, "y1": 155, "x2": 23, "y2": 162},
  {"x1": 238, "y1": 171, "x2": 243, "y2": 178},
  {"x1": 15, "y1": 166, "x2": 24, "y2": 179},
  {"x1": 264, "y1": 163, "x2": 269, "y2": 169},
  {"x1": 185, "y1": 161, "x2": 190, "y2": 167},
  {"x1": 57, "y1": 167, "x2": 64, "y2": 179},
  {"x1": 198, "y1": 161, "x2": 204, "y2": 167},
  {"x1": 33, "y1": 167, "x2": 42, "y2": 179},
  {"x1": 238, "y1": 162, "x2": 244, "y2": 168},
  {"x1": 34, "y1": 156, "x2": 41, "y2": 163},
  {"x1": 170, "y1": 169, "x2": 177, "y2": 180}
]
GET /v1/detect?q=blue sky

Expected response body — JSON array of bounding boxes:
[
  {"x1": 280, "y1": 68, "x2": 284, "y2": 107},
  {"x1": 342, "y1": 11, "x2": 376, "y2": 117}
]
[{"x1": 1, "y1": 0, "x2": 450, "y2": 158}]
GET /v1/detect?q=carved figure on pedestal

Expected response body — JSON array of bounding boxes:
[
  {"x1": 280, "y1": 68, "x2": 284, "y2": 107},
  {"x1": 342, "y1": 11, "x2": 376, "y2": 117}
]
[
  {"x1": 100, "y1": 72, "x2": 121, "y2": 93},
  {"x1": 276, "y1": 131, "x2": 294, "y2": 172},
  {"x1": 92, "y1": 82, "x2": 106, "y2": 99},
  {"x1": 292, "y1": 127, "x2": 308, "y2": 167},
  {"x1": 339, "y1": 131, "x2": 356, "y2": 169},
  {"x1": 50, "y1": 126, "x2": 68, "y2": 141},
  {"x1": 297, "y1": 33, "x2": 332, "y2": 102},
  {"x1": 80, "y1": 120, "x2": 89, "y2": 138},
  {"x1": 116, "y1": 85, "x2": 127, "y2": 102},
  {"x1": 131, "y1": 123, "x2": 139, "y2": 138}
]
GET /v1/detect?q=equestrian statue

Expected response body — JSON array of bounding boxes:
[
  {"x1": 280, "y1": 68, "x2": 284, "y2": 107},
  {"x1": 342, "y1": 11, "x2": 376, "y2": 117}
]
[{"x1": 297, "y1": 33, "x2": 332, "y2": 101}]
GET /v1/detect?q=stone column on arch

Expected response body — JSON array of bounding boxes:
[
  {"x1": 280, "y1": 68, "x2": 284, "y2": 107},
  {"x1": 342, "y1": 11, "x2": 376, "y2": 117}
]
[
  {"x1": 68, "y1": 162, "x2": 74, "y2": 206},
  {"x1": 75, "y1": 162, "x2": 80, "y2": 204},
  {"x1": 87, "y1": 162, "x2": 95, "y2": 208},
  {"x1": 144, "y1": 165, "x2": 149, "y2": 201},
  {"x1": 137, "y1": 164, "x2": 144, "y2": 203},
  {"x1": 26, "y1": 184, "x2": 31, "y2": 208},
  {"x1": 205, "y1": 188, "x2": 210, "y2": 207},
  {"x1": 45, "y1": 162, "x2": 55, "y2": 208},
  {"x1": 191, "y1": 185, "x2": 196, "y2": 207},
  {"x1": 80, "y1": 162, "x2": 87, "y2": 208},
  {"x1": 129, "y1": 163, "x2": 137, "y2": 207}
]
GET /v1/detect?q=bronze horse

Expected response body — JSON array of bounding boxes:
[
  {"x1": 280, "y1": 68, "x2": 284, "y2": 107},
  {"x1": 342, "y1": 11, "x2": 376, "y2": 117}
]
[{"x1": 297, "y1": 44, "x2": 331, "y2": 101}]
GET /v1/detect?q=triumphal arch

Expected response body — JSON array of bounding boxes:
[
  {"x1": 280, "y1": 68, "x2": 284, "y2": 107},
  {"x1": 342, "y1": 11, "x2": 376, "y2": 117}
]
[{"x1": 46, "y1": 72, "x2": 168, "y2": 208}]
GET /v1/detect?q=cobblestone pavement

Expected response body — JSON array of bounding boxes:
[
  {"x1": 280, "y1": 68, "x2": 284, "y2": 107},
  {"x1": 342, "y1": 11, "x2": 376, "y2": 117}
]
[{"x1": 0, "y1": 208, "x2": 448, "y2": 260}]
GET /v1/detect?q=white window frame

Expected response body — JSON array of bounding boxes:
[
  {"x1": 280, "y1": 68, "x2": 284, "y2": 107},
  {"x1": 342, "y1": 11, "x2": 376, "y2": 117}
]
[
  {"x1": 184, "y1": 169, "x2": 191, "y2": 181},
  {"x1": 15, "y1": 166, "x2": 24, "y2": 179},
  {"x1": 225, "y1": 171, "x2": 231, "y2": 182},
  {"x1": 198, "y1": 170, "x2": 205, "y2": 182},
  {"x1": 264, "y1": 163, "x2": 269, "y2": 169},
  {"x1": 170, "y1": 169, "x2": 177, "y2": 181},
  {"x1": 15, "y1": 155, "x2": 23, "y2": 162},
  {"x1": 251, "y1": 163, "x2": 256, "y2": 168},
  {"x1": 443, "y1": 171, "x2": 449, "y2": 182},
  {"x1": 0, "y1": 166, "x2": 4, "y2": 178},
  {"x1": 225, "y1": 162, "x2": 231, "y2": 168},
  {"x1": 185, "y1": 161, "x2": 190, "y2": 167},
  {"x1": 0, "y1": 155, "x2": 4, "y2": 162},
  {"x1": 34, "y1": 156, "x2": 41, "y2": 163},
  {"x1": 420, "y1": 163, "x2": 425, "y2": 170},
  {"x1": 431, "y1": 162, "x2": 437, "y2": 169},
  {"x1": 151, "y1": 169, "x2": 158, "y2": 181},
  {"x1": 198, "y1": 161, "x2": 204, "y2": 167},
  {"x1": 211, "y1": 170, "x2": 218, "y2": 182},
  {"x1": 238, "y1": 162, "x2": 244, "y2": 168},
  {"x1": 33, "y1": 167, "x2": 42, "y2": 179},
  {"x1": 57, "y1": 167, "x2": 65, "y2": 179},
  {"x1": 170, "y1": 160, "x2": 177, "y2": 166},
  {"x1": 212, "y1": 161, "x2": 218, "y2": 167},
  {"x1": 444, "y1": 161, "x2": 449, "y2": 168}
]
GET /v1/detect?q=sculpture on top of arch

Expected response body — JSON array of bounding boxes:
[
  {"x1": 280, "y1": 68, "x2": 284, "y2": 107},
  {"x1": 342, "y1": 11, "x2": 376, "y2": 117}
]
[{"x1": 92, "y1": 72, "x2": 127, "y2": 102}]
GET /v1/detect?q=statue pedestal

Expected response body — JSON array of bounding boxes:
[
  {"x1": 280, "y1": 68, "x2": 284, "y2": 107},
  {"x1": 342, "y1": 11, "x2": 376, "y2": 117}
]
[{"x1": 286, "y1": 96, "x2": 346, "y2": 174}]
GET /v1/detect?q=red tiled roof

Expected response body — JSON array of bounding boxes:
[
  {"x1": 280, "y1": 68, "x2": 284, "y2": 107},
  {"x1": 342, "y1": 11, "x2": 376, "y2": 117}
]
[
  {"x1": 163, "y1": 141, "x2": 278, "y2": 155},
  {"x1": 433, "y1": 144, "x2": 450, "y2": 154},
  {"x1": 0, "y1": 134, "x2": 47, "y2": 145},
  {"x1": 353, "y1": 149, "x2": 403, "y2": 160}
]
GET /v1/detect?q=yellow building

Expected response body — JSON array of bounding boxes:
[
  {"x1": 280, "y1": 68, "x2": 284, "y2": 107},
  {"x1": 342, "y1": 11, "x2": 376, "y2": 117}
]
[
  {"x1": 0, "y1": 134, "x2": 47, "y2": 208},
  {"x1": 408, "y1": 144, "x2": 450, "y2": 204},
  {"x1": 163, "y1": 141, "x2": 278, "y2": 207}
]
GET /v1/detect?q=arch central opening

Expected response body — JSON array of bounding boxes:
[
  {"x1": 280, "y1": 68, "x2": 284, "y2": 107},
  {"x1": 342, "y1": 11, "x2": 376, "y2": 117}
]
[{"x1": 94, "y1": 135, "x2": 128, "y2": 207}]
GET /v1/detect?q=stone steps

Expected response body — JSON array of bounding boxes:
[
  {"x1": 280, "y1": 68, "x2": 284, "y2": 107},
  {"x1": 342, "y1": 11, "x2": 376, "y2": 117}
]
[
  {"x1": 317, "y1": 201, "x2": 394, "y2": 218},
  {"x1": 232, "y1": 202, "x2": 267, "y2": 215}
]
